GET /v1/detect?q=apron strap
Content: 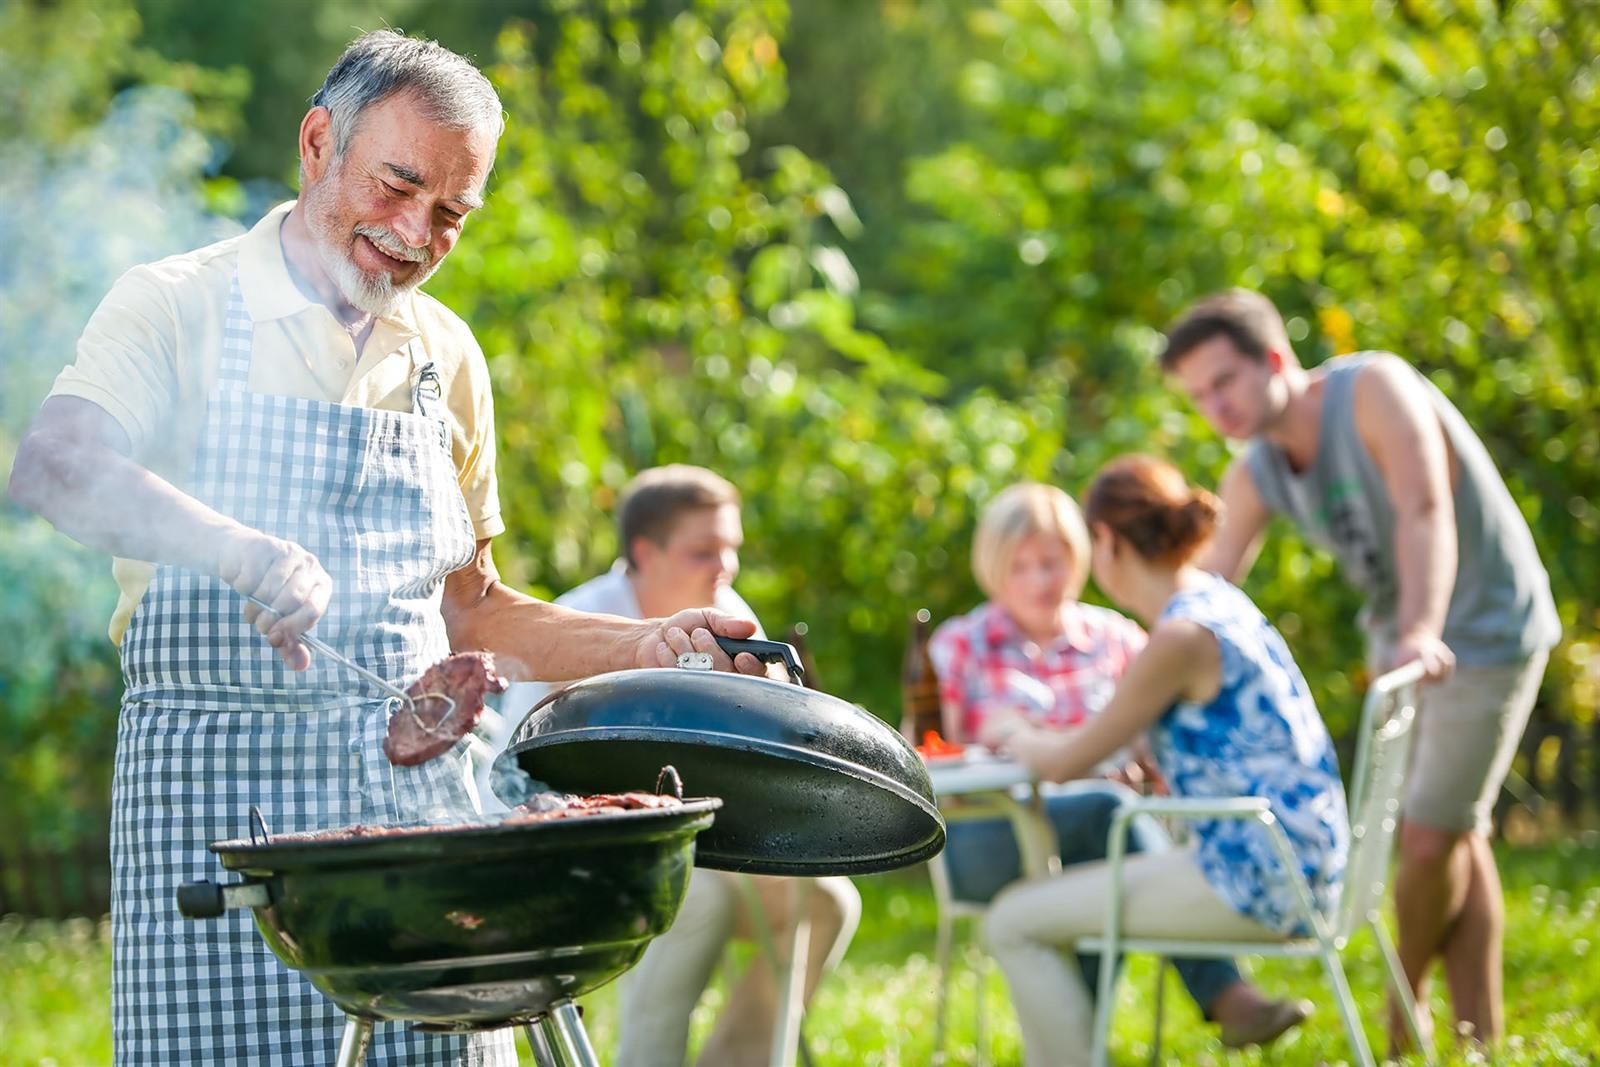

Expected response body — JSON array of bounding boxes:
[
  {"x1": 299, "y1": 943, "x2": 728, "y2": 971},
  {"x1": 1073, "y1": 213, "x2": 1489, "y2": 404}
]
[{"x1": 219, "y1": 275, "x2": 254, "y2": 389}]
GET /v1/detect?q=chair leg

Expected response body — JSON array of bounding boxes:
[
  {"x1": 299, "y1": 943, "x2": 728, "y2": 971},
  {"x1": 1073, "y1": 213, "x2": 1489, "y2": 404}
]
[
  {"x1": 1319, "y1": 948, "x2": 1376, "y2": 1067},
  {"x1": 1148, "y1": 957, "x2": 1166, "y2": 1067},
  {"x1": 1371, "y1": 919, "x2": 1432, "y2": 1064},
  {"x1": 1090, "y1": 940, "x2": 1119, "y2": 1067}
]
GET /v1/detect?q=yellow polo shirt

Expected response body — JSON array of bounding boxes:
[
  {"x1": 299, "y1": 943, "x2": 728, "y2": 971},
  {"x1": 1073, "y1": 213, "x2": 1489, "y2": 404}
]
[{"x1": 48, "y1": 201, "x2": 503, "y2": 645}]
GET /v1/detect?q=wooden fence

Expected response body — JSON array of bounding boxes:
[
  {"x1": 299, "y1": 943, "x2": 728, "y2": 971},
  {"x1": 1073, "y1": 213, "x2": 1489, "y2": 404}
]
[{"x1": 0, "y1": 833, "x2": 112, "y2": 919}]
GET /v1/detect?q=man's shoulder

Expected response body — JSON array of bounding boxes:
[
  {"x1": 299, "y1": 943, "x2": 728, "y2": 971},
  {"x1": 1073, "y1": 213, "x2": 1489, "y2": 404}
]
[
  {"x1": 411, "y1": 289, "x2": 483, "y2": 351},
  {"x1": 109, "y1": 229, "x2": 246, "y2": 306},
  {"x1": 409, "y1": 289, "x2": 490, "y2": 387}
]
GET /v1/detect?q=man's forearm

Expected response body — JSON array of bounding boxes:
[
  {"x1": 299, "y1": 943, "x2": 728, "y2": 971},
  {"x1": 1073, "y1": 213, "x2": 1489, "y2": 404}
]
[
  {"x1": 444, "y1": 579, "x2": 650, "y2": 682},
  {"x1": 10, "y1": 432, "x2": 239, "y2": 575},
  {"x1": 1393, "y1": 507, "x2": 1455, "y2": 641}
]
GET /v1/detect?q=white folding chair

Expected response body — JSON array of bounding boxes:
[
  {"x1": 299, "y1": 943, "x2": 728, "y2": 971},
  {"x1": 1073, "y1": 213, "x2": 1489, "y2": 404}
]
[
  {"x1": 1080, "y1": 663, "x2": 1434, "y2": 1067},
  {"x1": 929, "y1": 843, "x2": 994, "y2": 1067}
]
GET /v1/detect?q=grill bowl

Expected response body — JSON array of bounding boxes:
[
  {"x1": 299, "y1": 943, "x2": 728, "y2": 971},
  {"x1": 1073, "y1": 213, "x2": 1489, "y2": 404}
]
[{"x1": 203, "y1": 799, "x2": 719, "y2": 1028}]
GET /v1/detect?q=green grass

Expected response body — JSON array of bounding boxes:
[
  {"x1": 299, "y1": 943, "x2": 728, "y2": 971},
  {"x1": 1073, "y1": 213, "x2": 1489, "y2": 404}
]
[{"x1": 4, "y1": 840, "x2": 1597, "y2": 1066}]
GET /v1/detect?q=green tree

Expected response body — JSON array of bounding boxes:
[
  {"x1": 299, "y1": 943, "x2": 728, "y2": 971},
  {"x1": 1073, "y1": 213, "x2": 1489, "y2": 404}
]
[{"x1": 861, "y1": 0, "x2": 1599, "y2": 724}]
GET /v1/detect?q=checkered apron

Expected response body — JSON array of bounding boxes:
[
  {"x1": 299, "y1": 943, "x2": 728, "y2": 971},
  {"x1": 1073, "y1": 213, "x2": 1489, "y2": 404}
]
[{"x1": 111, "y1": 276, "x2": 514, "y2": 1065}]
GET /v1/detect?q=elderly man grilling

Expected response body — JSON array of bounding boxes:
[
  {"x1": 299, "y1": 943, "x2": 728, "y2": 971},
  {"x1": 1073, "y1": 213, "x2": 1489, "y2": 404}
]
[{"x1": 8, "y1": 31, "x2": 762, "y2": 1066}]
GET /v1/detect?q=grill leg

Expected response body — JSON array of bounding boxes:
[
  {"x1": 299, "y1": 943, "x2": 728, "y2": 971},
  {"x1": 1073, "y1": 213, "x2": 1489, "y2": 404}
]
[
  {"x1": 525, "y1": 1021, "x2": 561, "y2": 1067},
  {"x1": 334, "y1": 1017, "x2": 374, "y2": 1067},
  {"x1": 538, "y1": 1000, "x2": 600, "y2": 1067}
]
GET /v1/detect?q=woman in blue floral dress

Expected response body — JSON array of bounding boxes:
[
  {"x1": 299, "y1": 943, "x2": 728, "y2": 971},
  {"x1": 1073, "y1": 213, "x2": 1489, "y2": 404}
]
[{"x1": 981, "y1": 455, "x2": 1349, "y2": 1066}]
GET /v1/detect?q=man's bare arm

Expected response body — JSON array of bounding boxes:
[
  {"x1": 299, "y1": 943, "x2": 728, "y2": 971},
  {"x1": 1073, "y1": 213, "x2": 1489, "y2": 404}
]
[
  {"x1": 1194, "y1": 457, "x2": 1270, "y2": 583},
  {"x1": 1352, "y1": 356, "x2": 1457, "y2": 678},
  {"x1": 441, "y1": 539, "x2": 765, "y2": 681},
  {"x1": 8, "y1": 396, "x2": 332, "y2": 667}
]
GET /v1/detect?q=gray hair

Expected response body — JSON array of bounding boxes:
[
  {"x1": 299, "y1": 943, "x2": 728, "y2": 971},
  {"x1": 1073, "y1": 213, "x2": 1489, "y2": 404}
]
[{"x1": 311, "y1": 30, "x2": 505, "y2": 158}]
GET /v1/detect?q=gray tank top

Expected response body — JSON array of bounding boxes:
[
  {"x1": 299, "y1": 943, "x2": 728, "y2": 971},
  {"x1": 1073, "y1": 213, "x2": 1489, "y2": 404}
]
[{"x1": 1245, "y1": 353, "x2": 1559, "y2": 665}]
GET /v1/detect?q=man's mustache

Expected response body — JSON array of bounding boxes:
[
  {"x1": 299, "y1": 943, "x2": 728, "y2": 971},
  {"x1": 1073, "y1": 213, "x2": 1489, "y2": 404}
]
[{"x1": 354, "y1": 224, "x2": 431, "y2": 265}]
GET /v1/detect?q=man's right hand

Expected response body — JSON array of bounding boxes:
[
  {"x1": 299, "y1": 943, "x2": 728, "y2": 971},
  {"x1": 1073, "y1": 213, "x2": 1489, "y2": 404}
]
[{"x1": 215, "y1": 529, "x2": 332, "y2": 670}]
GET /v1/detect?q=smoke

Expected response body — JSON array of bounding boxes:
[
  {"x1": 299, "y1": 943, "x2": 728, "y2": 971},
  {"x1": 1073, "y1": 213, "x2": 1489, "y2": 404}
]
[
  {"x1": 0, "y1": 85, "x2": 286, "y2": 840},
  {"x1": 1, "y1": 85, "x2": 265, "y2": 447},
  {"x1": 1, "y1": 83, "x2": 275, "y2": 618}
]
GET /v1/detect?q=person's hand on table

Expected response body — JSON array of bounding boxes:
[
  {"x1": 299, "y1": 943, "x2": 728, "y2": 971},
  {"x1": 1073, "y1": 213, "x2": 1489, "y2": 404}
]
[
  {"x1": 977, "y1": 706, "x2": 1038, "y2": 757},
  {"x1": 637, "y1": 608, "x2": 770, "y2": 677},
  {"x1": 1105, "y1": 736, "x2": 1168, "y2": 795}
]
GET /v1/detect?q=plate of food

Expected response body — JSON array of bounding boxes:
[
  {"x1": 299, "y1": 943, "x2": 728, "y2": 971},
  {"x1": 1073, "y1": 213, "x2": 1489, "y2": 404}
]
[{"x1": 915, "y1": 730, "x2": 968, "y2": 765}]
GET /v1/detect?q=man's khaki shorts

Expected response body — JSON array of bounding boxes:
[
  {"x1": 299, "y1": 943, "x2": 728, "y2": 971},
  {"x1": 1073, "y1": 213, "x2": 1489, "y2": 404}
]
[{"x1": 1403, "y1": 650, "x2": 1549, "y2": 835}]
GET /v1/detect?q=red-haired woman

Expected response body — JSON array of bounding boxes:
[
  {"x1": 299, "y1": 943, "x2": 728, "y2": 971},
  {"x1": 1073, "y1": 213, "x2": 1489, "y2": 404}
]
[{"x1": 980, "y1": 456, "x2": 1348, "y2": 1066}]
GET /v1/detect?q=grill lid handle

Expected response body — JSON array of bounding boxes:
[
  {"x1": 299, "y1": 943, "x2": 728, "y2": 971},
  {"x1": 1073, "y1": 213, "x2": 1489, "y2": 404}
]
[{"x1": 712, "y1": 636, "x2": 804, "y2": 684}]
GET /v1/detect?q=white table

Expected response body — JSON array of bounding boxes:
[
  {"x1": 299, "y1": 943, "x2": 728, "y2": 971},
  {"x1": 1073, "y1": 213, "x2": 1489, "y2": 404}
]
[{"x1": 927, "y1": 754, "x2": 1062, "y2": 878}]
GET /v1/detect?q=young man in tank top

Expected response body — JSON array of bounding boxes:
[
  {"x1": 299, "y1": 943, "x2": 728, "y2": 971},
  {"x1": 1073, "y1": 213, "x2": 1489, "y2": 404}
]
[{"x1": 1159, "y1": 288, "x2": 1559, "y2": 1052}]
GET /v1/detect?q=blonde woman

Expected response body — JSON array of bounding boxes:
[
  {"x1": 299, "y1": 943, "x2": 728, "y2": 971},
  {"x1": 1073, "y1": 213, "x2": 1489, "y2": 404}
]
[
  {"x1": 980, "y1": 459, "x2": 1346, "y2": 1065},
  {"x1": 930, "y1": 482, "x2": 1307, "y2": 1051}
]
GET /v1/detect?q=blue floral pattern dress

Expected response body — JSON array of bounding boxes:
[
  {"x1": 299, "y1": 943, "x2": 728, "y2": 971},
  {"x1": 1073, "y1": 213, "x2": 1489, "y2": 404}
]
[{"x1": 1150, "y1": 573, "x2": 1349, "y2": 935}]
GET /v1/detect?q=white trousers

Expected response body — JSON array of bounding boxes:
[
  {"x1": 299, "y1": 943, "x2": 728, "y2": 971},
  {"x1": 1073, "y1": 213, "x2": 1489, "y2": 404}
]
[
  {"x1": 616, "y1": 869, "x2": 861, "y2": 1067},
  {"x1": 984, "y1": 847, "x2": 1282, "y2": 1067}
]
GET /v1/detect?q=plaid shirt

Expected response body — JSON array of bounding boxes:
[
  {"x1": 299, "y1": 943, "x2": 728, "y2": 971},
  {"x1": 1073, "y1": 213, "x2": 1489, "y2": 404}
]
[{"x1": 928, "y1": 601, "x2": 1148, "y2": 741}]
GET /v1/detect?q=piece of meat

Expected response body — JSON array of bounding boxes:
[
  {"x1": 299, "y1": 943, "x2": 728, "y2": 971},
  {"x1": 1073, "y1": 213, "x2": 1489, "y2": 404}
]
[
  {"x1": 279, "y1": 791, "x2": 685, "y2": 840},
  {"x1": 501, "y1": 791, "x2": 683, "y2": 824},
  {"x1": 382, "y1": 651, "x2": 509, "y2": 766}
]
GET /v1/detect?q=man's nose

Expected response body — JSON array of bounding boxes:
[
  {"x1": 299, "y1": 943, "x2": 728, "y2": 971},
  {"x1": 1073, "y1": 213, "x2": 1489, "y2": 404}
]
[{"x1": 391, "y1": 202, "x2": 432, "y2": 250}]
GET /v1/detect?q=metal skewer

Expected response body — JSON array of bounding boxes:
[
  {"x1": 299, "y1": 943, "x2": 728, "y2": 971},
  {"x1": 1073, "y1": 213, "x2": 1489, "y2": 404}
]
[{"x1": 242, "y1": 594, "x2": 457, "y2": 735}]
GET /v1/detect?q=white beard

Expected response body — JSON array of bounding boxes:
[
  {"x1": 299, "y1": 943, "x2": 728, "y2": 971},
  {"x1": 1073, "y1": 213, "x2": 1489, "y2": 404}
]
[{"x1": 304, "y1": 175, "x2": 438, "y2": 318}]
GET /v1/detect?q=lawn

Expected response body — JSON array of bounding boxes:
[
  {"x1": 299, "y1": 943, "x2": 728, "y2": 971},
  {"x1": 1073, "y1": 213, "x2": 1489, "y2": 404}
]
[{"x1": 3, "y1": 838, "x2": 1597, "y2": 1066}]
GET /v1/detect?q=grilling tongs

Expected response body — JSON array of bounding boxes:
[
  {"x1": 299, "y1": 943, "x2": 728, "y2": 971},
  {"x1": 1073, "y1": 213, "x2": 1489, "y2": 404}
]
[{"x1": 243, "y1": 593, "x2": 457, "y2": 736}]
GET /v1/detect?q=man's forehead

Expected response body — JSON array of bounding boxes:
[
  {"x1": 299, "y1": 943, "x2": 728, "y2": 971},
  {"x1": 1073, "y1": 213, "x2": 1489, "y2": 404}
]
[
  {"x1": 669, "y1": 505, "x2": 743, "y2": 539},
  {"x1": 347, "y1": 94, "x2": 494, "y2": 204}
]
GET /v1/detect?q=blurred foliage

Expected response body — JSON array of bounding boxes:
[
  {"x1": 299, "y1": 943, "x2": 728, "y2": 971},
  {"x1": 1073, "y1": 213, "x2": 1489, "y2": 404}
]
[{"x1": 3, "y1": 0, "x2": 1599, "y2": 860}]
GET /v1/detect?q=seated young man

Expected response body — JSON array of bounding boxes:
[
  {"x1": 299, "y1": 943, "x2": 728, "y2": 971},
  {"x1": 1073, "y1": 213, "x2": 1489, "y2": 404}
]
[{"x1": 497, "y1": 465, "x2": 860, "y2": 1067}]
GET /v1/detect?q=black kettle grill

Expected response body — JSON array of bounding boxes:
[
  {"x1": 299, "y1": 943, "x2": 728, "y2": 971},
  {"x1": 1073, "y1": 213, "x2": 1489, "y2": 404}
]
[{"x1": 178, "y1": 637, "x2": 945, "y2": 1066}]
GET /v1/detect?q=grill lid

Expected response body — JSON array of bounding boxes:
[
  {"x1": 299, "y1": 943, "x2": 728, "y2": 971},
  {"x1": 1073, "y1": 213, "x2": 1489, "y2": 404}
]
[{"x1": 500, "y1": 666, "x2": 945, "y2": 876}]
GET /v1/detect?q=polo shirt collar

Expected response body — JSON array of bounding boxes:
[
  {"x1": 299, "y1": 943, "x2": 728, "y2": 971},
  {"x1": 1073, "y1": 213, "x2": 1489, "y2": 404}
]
[{"x1": 236, "y1": 200, "x2": 421, "y2": 341}]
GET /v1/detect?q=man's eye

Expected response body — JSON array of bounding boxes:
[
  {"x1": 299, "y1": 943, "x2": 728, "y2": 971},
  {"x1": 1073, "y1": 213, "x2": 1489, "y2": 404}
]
[{"x1": 382, "y1": 182, "x2": 406, "y2": 197}]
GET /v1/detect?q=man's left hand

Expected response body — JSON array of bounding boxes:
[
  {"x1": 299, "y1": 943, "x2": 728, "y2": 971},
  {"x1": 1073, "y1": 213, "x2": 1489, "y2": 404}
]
[
  {"x1": 1389, "y1": 630, "x2": 1455, "y2": 682},
  {"x1": 639, "y1": 609, "x2": 768, "y2": 676}
]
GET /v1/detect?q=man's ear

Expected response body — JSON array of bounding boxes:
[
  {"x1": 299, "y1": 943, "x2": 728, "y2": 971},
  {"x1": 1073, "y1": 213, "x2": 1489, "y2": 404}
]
[
  {"x1": 628, "y1": 535, "x2": 658, "y2": 575},
  {"x1": 299, "y1": 107, "x2": 336, "y2": 186},
  {"x1": 1264, "y1": 346, "x2": 1288, "y2": 374}
]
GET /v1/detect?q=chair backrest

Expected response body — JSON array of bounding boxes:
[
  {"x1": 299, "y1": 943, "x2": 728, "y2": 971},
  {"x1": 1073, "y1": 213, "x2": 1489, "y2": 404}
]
[{"x1": 1335, "y1": 663, "x2": 1425, "y2": 938}]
